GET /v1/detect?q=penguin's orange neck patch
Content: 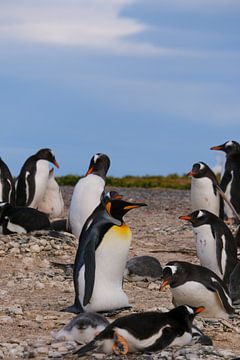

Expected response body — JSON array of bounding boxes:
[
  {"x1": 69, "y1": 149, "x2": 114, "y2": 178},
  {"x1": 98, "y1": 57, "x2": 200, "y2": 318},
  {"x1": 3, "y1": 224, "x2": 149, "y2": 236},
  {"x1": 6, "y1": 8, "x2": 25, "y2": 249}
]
[{"x1": 108, "y1": 223, "x2": 132, "y2": 241}]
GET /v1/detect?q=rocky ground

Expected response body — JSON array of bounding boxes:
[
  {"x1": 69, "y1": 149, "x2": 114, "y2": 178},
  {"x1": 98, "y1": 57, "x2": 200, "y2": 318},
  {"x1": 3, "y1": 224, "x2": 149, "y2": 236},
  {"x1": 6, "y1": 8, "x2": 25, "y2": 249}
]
[{"x1": 0, "y1": 186, "x2": 240, "y2": 359}]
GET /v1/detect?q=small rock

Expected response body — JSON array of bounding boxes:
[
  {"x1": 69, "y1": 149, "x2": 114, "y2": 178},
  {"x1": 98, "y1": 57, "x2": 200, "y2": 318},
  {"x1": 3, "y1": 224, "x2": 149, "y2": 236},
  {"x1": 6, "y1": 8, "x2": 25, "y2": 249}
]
[{"x1": 30, "y1": 244, "x2": 41, "y2": 253}]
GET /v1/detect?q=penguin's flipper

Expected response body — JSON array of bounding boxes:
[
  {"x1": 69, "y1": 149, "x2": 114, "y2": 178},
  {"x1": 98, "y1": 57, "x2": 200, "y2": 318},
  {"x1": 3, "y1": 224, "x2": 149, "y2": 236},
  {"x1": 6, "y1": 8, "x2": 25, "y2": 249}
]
[
  {"x1": 209, "y1": 278, "x2": 235, "y2": 314},
  {"x1": 215, "y1": 231, "x2": 224, "y2": 276},
  {"x1": 83, "y1": 239, "x2": 96, "y2": 306},
  {"x1": 144, "y1": 326, "x2": 178, "y2": 353}
]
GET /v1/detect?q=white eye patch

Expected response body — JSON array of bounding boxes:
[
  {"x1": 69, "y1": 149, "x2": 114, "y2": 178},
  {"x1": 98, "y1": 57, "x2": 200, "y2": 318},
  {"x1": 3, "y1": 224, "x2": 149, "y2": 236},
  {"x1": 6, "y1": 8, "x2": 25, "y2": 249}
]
[
  {"x1": 197, "y1": 210, "x2": 204, "y2": 218},
  {"x1": 199, "y1": 163, "x2": 205, "y2": 170},
  {"x1": 94, "y1": 154, "x2": 100, "y2": 163},
  {"x1": 226, "y1": 141, "x2": 233, "y2": 147},
  {"x1": 185, "y1": 305, "x2": 194, "y2": 314},
  {"x1": 165, "y1": 265, "x2": 178, "y2": 275}
]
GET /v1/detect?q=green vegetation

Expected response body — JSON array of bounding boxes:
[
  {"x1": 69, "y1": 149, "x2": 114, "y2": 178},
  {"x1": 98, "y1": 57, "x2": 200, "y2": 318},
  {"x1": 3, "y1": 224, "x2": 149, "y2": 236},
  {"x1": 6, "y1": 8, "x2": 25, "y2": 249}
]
[{"x1": 56, "y1": 174, "x2": 191, "y2": 189}]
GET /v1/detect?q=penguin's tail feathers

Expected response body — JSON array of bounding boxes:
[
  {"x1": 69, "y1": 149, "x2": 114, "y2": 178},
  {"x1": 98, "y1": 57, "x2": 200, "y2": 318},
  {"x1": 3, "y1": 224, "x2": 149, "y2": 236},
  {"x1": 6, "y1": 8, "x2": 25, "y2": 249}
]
[{"x1": 73, "y1": 338, "x2": 103, "y2": 357}]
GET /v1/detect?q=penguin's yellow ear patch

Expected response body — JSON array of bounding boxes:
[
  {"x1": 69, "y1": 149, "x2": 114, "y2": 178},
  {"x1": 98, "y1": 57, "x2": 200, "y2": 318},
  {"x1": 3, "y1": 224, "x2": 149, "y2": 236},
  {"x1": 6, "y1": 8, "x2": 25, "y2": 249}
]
[{"x1": 106, "y1": 201, "x2": 111, "y2": 215}]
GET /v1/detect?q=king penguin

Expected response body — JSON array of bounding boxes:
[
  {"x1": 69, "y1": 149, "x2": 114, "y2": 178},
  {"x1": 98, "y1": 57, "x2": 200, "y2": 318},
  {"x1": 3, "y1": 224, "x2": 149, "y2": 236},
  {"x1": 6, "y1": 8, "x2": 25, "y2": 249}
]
[
  {"x1": 211, "y1": 140, "x2": 240, "y2": 223},
  {"x1": 74, "y1": 305, "x2": 204, "y2": 357},
  {"x1": 64, "y1": 193, "x2": 146, "y2": 314},
  {"x1": 179, "y1": 210, "x2": 237, "y2": 286},
  {"x1": 68, "y1": 153, "x2": 110, "y2": 239},
  {"x1": 160, "y1": 261, "x2": 235, "y2": 319},
  {"x1": 16, "y1": 148, "x2": 59, "y2": 208},
  {"x1": 0, "y1": 157, "x2": 15, "y2": 205},
  {"x1": 189, "y1": 162, "x2": 220, "y2": 217},
  {"x1": 37, "y1": 168, "x2": 64, "y2": 218}
]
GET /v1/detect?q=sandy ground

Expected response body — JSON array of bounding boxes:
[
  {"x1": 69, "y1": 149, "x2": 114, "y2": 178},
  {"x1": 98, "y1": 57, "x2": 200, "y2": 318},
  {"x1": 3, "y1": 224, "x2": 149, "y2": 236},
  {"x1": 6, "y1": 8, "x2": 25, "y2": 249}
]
[{"x1": 0, "y1": 186, "x2": 240, "y2": 359}]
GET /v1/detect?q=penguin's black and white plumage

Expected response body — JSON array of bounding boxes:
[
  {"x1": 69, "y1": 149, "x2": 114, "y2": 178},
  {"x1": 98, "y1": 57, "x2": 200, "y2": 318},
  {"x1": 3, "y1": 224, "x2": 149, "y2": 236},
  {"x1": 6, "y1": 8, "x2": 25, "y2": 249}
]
[
  {"x1": 189, "y1": 162, "x2": 220, "y2": 217},
  {"x1": 124, "y1": 256, "x2": 162, "y2": 282},
  {"x1": 16, "y1": 148, "x2": 59, "y2": 208},
  {"x1": 37, "y1": 168, "x2": 64, "y2": 218},
  {"x1": 74, "y1": 305, "x2": 204, "y2": 357},
  {"x1": 51, "y1": 312, "x2": 109, "y2": 344},
  {"x1": 211, "y1": 140, "x2": 240, "y2": 222},
  {"x1": 0, "y1": 202, "x2": 51, "y2": 234},
  {"x1": 161, "y1": 261, "x2": 235, "y2": 319},
  {"x1": 64, "y1": 194, "x2": 146, "y2": 314},
  {"x1": 0, "y1": 158, "x2": 15, "y2": 205},
  {"x1": 179, "y1": 210, "x2": 237, "y2": 286},
  {"x1": 68, "y1": 153, "x2": 110, "y2": 239}
]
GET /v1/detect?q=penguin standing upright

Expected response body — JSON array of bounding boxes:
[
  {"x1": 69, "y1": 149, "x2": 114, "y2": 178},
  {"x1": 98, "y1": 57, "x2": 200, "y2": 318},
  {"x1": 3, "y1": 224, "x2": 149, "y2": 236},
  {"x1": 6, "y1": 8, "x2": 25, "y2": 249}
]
[
  {"x1": 16, "y1": 148, "x2": 59, "y2": 208},
  {"x1": 68, "y1": 153, "x2": 110, "y2": 239},
  {"x1": 160, "y1": 261, "x2": 235, "y2": 319},
  {"x1": 211, "y1": 140, "x2": 240, "y2": 222},
  {"x1": 64, "y1": 193, "x2": 146, "y2": 314},
  {"x1": 74, "y1": 305, "x2": 204, "y2": 357},
  {"x1": 37, "y1": 168, "x2": 64, "y2": 218},
  {"x1": 189, "y1": 162, "x2": 220, "y2": 217},
  {"x1": 179, "y1": 210, "x2": 237, "y2": 286},
  {"x1": 0, "y1": 158, "x2": 15, "y2": 205}
]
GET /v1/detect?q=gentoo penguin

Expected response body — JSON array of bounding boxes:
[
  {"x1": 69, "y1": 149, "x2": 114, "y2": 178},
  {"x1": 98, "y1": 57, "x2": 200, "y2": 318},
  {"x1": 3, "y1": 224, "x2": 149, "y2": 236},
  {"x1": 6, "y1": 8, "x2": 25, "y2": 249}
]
[
  {"x1": 124, "y1": 256, "x2": 162, "y2": 282},
  {"x1": 0, "y1": 202, "x2": 50, "y2": 234},
  {"x1": 179, "y1": 210, "x2": 237, "y2": 286},
  {"x1": 0, "y1": 158, "x2": 15, "y2": 205},
  {"x1": 64, "y1": 194, "x2": 146, "y2": 314},
  {"x1": 37, "y1": 168, "x2": 64, "y2": 218},
  {"x1": 16, "y1": 148, "x2": 59, "y2": 208},
  {"x1": 51, "y1": 312, "x2": 109, "y2": 344},
  {"x1": 68, "y1": 153, "x2": 110, "y2": 239},
  {"x1": 189, "y1": 162, "x2": 220, "y2": 217},
  {"x1": 160, "y1": 261, "x2": 235, "y2": 319},
  {"x1": 211, "y1": 140, "x2": 240, "y2": 222},
  {"x1": 74, "y1": 305, "x2": 204, "y2": 356}
]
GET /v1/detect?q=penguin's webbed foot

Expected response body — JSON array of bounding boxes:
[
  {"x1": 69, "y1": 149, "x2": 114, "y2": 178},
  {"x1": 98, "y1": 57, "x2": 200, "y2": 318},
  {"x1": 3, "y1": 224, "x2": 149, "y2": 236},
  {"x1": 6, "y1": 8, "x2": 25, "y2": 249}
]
[
  {"x1": 112, "y1": 332, "x2": 128, "y2": 355},
  {"x1": 61, "y1": 304, "x2": 84, "y2": 314}
]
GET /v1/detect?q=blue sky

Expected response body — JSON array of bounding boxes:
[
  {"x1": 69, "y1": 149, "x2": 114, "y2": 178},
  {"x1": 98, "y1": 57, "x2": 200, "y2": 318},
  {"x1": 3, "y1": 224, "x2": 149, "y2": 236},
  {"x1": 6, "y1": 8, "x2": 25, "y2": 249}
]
[{"x1": 0, "y1": 0, "x2": 240, "y2": 177}]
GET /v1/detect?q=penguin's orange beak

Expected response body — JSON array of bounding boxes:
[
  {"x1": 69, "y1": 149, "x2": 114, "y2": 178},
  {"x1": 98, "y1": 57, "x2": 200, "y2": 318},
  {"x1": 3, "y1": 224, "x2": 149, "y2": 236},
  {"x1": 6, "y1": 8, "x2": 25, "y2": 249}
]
[
  {"x1": 179, "y1": 215, "x2": 192, "y2": 221},
  {"x1": 160, "y1": 279, "x2": 169, "y2": 291},
  {"x1": 86, "y1": 166, "x2": 94, "y2": 176},
  {"x1": 53, "y1": 160, "x2": 59, "y2": 168},
  {"x1": 188, "y1": 171, "x2": 193, "y2": 176},
  {"x1": 194, "y1": 306, "x2": 205, "y2": 314},
  {"x1": 210, "y1": 146, "x2": 221, "y2": 151}
]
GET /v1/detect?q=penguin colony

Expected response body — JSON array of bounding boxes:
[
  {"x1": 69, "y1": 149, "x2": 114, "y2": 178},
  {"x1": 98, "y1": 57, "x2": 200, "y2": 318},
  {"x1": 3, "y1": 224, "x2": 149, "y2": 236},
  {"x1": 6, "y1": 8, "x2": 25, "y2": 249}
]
[{"x1": 1, "y1": 141, "x2": 240, "y2": 357}]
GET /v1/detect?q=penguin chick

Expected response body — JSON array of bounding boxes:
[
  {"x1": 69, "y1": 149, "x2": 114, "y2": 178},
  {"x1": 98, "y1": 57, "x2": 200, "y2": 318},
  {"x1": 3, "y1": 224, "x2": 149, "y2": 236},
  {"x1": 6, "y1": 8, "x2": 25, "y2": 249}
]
[
  {"x1": 124, "y1": 256, "x2": 162, "y2": 282},
  {"x1": 64, "y1": 195, "x2": 146, "y2": 314},
  {"x1": 16, "y1": 148, "x2": 59, "y2": 208},
  {"x1": 189, "y1": 162, "x2": 220, "y2": 217},
  {"x1": 74, "y1": 305, "x2": 204, "y2": 357},
  {"x1": 0, "y1": 202, "x2": 51, "y2": 234},
  {"x1": 68, "y1": 153, "x2": 110, "y2": 238},
  {"x1": 37, "y1": 168, "x2": 64, "y2": 218},
  {"x1": 0, "y1": 158, "x2": 15, "y2": 205},
  {"x1": 51, "y1": 312, "x2": 109, "y2": 344},
  {"x1": 160, "y1": 261, "x2": 234, "y2": 319},
  {"x1": 211, "y1": 140, "x2": 240, "y2": 223},
  {"x1": 179, "y1": 210, "x2": 237, "y2": 286}
]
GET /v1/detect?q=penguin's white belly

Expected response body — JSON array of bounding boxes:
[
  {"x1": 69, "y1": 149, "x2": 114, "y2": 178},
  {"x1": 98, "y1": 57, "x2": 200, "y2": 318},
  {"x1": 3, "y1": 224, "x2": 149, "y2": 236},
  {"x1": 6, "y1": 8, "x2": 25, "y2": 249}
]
[
  {"x1": 191, "y1": 178, "x2": 219, "y2": 216},
  {"x1": 79, "y1": 224, "x2": 132, "y2": 312},
  {"x1": 224, "y1": 175, "x2": 234, "y2": 218},
  {"x1": 194, "y1": 225, "x2": 222, "y2": 279},
  {"x1": 29, "y1": 160, "x2": 49, "y2": 208},
  {"x1": 171, "y1": 281, "x2": 228, "y2": 319},
  {"x1": 69, "y1": 174, "x2": 105, "y2": 238},
  {"x1": 38, "y1": 179, "x2": 64, "y2": 218}
]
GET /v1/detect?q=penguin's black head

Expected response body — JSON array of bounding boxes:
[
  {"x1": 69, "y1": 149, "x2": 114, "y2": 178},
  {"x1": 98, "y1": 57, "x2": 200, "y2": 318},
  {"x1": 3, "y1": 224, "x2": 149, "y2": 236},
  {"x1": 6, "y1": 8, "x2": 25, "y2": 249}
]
[
  {"x1": 160, "y1": 261, "x2": 188, "y2": 289},
  {"x1": 0, "y1": 202, "x2": 12, "y2": 221},
  {"x1": 86, "y1": 153, "x2": 110, "y2": 179},
  {"x1": 179, "y1": 210, "x2": 217, "y2": 227},
  {"x1": 188, "y1": 162, "x2": 218, "y2": 185},
  {"x1": 169, "y1": 305, "x2": 205, "y2": 324},
  {"x1": 35, "y1": 148, "x2": 59, "y2": 168},
  {"x1": 211, "y1": 140, "x2": 240, "y2": 155},
  {"x1": 105, "y1": 198, "x2": 147, "y2": 221}
]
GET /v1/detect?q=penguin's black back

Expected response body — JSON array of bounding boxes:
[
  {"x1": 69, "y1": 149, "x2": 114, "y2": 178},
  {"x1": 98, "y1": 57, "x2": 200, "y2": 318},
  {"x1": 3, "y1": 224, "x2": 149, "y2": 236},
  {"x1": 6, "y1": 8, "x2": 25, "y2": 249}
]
[
  {"x1": 0, "y1": 158, "x2": 15, "y2": 205},
  {"x1": 16, "y1": 157, "x2": 37, "y2": 206},
  {"x1": 221, "y1": 152, "x2": 240, "y2": 213}
]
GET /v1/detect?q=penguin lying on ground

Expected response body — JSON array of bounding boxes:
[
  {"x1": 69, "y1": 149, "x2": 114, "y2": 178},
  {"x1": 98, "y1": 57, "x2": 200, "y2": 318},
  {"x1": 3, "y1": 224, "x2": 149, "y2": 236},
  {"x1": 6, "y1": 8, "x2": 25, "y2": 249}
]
[
  {"x1": 124, "y1": 255, "x2": 162, "y2": 282},
  {"x1": 161, "y1": 261, "x2": 235, "y2": 319},
  {"x1": 63, "y1": 193, "x2": 146, "y2": 314},
  {"x1": 0, "y1": 158, "x2": 15, "y2": 205},
  {"x1": 37, "y1": 168, "x2": 64, "y2": 218},
  {"x1": 68, "y1": 153, "x2": 110, "y2": 238},
  {"x1": 74, "y1": 305, "x2": 204, "y2": 357},
  {"x1": 0, "y1": 202, "x2": 51, "y2": 234},
  {"x1": 16, "y1": 148, "x2": 59, "y2": 208},
  {"x1": 211, "y1": 140, "x2": 240, "y2": 223},
  {"x1": 189, "y1": 162, "x2": 220, "y2": 217},
  {"x1": 51, "y1": 312, "x2": 109, "y2": 344},
  {"x1": 179, "y1": 210, "x2": 237, "y2": 287}
]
